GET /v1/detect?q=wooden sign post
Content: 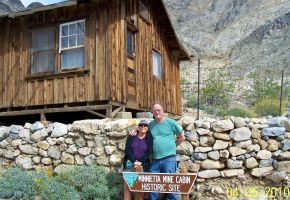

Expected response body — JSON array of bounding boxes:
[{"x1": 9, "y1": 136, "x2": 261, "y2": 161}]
[{"x1": 123, "y1": 171, "x2": 196, "y2": 195}]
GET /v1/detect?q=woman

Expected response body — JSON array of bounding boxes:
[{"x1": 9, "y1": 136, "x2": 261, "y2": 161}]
[{"x1": 123, "y1": 119, "x2": 153, "y2": 200}]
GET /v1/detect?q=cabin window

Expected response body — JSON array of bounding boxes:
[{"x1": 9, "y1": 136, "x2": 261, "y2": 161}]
[
  {"x1": 59, "y1": 20, "x2": 85, "y2": 69},
  {"x1": 152, "y1": 50, "x2": 162, "y2": 79},
  {"x1": 139, "y1": 0, "x2": 150, "y2": 22},
  {"x1": 127, "y1": 30, "x2": 135, "y2": 57},
  {"x1": 31, "y1": 27, "x2": 55, "y2": 74}
]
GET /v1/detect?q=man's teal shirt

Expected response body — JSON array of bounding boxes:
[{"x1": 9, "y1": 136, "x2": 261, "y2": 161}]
[{"x1": 149, "y1": 118, "x2": 183, "y2": 159}]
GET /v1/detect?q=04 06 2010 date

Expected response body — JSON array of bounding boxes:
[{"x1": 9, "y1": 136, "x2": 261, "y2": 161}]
[{"x1": 226, "y1": 186, "x2": 290, "y2": 199}]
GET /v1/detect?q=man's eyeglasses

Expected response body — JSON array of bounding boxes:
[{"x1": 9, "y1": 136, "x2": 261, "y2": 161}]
[{"x1": 138, "y1": 124, "x2": 148, "y2": 127}]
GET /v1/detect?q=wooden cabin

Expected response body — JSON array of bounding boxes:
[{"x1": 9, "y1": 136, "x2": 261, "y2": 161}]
[{"x1": 0, "y1": 0, "x2": 190, "y2": 120}]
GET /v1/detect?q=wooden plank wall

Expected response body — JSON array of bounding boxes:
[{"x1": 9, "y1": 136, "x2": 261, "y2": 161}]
[
  {"x1": 135, "y1": 0, "x2": 182, "y2": 115},
  {"x1": 0, "y1": 2, "x2": 109, "y2": 109},
  {"x1": 0, "y1": 0, "x2": 182, "y2": 115},
  {"x1": 107, "y1": 0, "x2": 127, "y2": 103}
]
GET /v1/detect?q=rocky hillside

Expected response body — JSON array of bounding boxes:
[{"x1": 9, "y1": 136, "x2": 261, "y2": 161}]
[
  {"x1": 164, "y1": 0, "x2": 290, "y2": 103},
  {"x1": 0, "y1": 0, "x2": 24, "y2": 15},
  {"x1": 0, "y1": 0, "x2": 44, "y2": 15}
]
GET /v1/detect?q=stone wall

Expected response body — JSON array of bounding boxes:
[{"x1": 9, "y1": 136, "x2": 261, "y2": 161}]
[{"x1": 0, "y1": 117, "x2": 290, "y2": 180}]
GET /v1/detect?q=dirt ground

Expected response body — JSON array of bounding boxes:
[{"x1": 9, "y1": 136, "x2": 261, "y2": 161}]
[{"x1": 188, "y1": 174, "x2": 290, "y2": 200}]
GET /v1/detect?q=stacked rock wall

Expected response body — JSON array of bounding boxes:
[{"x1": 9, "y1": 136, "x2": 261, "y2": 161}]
[
  {"x1": 0, "y1": 117, "x2": 290, "y2": 179},
  {"x1": 177, "y1": 116, "x2": 290, "y2": 180}
]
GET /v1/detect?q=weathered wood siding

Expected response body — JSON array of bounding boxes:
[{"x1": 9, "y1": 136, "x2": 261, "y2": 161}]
[
  {"x1": 0, "y1": 2, "x2": 109, "y2": 109},
  {"x1": 130, "y1": 0, "x2": 182, "y2": 115},
  {"x1": 0, "y1": 0, "x2": 183, "y2": 115}
]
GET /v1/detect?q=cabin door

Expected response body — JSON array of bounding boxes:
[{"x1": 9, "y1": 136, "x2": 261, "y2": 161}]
[{"x1": 126, "y1": 29, "x2": 137, "y2": 103}]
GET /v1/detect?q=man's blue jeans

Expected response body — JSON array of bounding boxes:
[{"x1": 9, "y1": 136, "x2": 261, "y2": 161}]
[{"x1": 149, "y1": 155, "x2": 177, "y2": 200}]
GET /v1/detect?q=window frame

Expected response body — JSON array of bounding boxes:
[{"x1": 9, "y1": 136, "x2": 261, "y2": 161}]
[
  {"x1": 152, "y1": 49, "x2": 162, "y2": 80},
  {"x1": 30, "y1": 26, "x2": 56, "y2": 76},
  {"x1": 27, "y1": 19, "x2": 88, "y2": 79},
  {"x1": 59, "y1": 19, "x2": 86, "y2": 70},
  {"x1": 127, "y1": 29, "x2": 135, "y2": 58}
]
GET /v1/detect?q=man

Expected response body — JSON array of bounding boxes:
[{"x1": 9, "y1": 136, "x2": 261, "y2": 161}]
[{"x1": 131, "y1": 103, "x2": 184, "y2": 200}]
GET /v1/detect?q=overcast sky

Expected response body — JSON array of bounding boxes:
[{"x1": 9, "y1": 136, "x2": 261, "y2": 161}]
[{"x1": 21, "y1": 0, "x2": 65, "y2": 7}]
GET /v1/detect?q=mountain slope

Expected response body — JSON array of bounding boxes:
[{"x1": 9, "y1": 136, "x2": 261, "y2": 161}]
[{"x1": 0, "y1": 0, "x2": 24, "y2": 15}]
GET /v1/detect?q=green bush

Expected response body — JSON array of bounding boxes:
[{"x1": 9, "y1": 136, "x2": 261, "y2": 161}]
[
  {"x1": 184, "y1": 99, "x2": 205, "y2": 109},
  {"x1": 54, "y1": 165, "x2": 120, "y2": 200},
  {"x1": 201, "y1": 72, "x2": 234, "y2": 108},
  {"x1": 253, "y1": 98, "x2": 286, "y2": 117},
  {"x1": 0, "y1": 167, "x2": 43, "y2": 200},
  {"x1": 203, "y1": 106, "x2": 224, "y2": 116},
  {"x1": 0, "y1": 166, "x2": 122, "y2": 200},
  {"x1": 245, "y1": 71, "x2": 282, "y2": 105},
  {"x1": 220, "y1": 107, "x2": 256, "y2": 118},
  {"x1": 38, "y1": 179, "x2": 80, "y2": 200}
]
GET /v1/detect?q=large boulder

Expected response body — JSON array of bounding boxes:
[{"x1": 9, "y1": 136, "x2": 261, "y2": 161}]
[
  {"x1": 51, "y1": 122, "x2": 68, "y2": 137},
  {"x1": 71, "y1": 119, "x2": 110, "y2": 134},
  {"x1": 176, "y1": 141, "x2": 194, "y2": 155},
  {"x1": 230, "y1": 127, "x2": 251, "y2": 141},
  {"x1": 261, "y1": 127, "x2": 285, "y2": 137},
  {"x1": 212, "y1": 120, "x2": 234, "y2": 132},
  {"x1": 15, "y1": 155, "x2": 33, "y2": 170}
]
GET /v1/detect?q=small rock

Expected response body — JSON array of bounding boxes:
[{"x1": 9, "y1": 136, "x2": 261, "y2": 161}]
[
  {"x1": 213, "y1": 132, "x2": 231, "y2": 141},
  {"x1": 51, "y1": 122, "x2": 68, "y2": 137},
  {"x1": 213, "y1": 140, "x2": 228, "y2": 150},
  {"x1": 221, "y1": 169, "x2": 244, "y2": 177},
  {"x1": 245, "y1": 157, "x2": 258, "y2": 169},
  {"x1": 230, "y1": 127, "x2": 252, "y2": 141},
  {"x1": 15, "y1": 155, "x2": 33, "y2": 169},
  {"x1": 212, "y1": 120, "x2": 234, "y2": 132},
  {"x1": 234, "y1": 140, "x2": 252, "y2": 148},
  {"x1": 176, "y1": 141, "x2": 194, "y2": 155},
  {"x1": 280, "y1": 139, "x2": 290, "y2": 151},
  {"x1": 259, "y1": 158, "x2": 273, "y2": 168},
  {"x1": 198, "y1": 170, "x2": 220, "y2": 178},
  {"x1": 31, "y1": 121, "x2": 44, "y2": 132},
  {"x1": 197, "y1": 128, "x2": 210, "y2": 136},
  {"x1": 192, "y1": 153, "x2": 208, "y2": 160},
  {"x1": 208, "y1": 151, "x2": 220, "y2": 160},
  {"x1": 41, "y1": 158, "x2": 52, "y2": 165},
  {"x1": 251, "y1": 127, "x2": 261, "y2": 139},
  {"x1": 185, "y1": 131, "x2": 199, "y2": 142},
  {"x1": 227, "y1": 159, "x2": 243, "y2": 169},
  {"x1": 267, "y1": 139, "x2": 280, "y2": 151},
  {"x1": 257, "y1": 150, "x2": 272, "y2": 160},
  {"x1": 246, "y1": 144, "x2": 260, "y2": 153},
  {"x1": 195, "y1": 147, "x2": 212, "y2": 153},
  {"x1": 258, "y1": 140, "x2": 268, "y2": 150},
  {"x1": 250, "y1": 167, "x2": 273, "y2": 177},
  {"x1": 232, "y1": 117, "x2": 246, "y2": 128},
  {"x1": 229, "y1": 147, "x2": 246, "y2": 157},
  {"x1": 201, "y1": 159, "x2": 225, "y2": 169},
  {"x1": 78, "y1": 147, "x2": 92, "y2": 156}
]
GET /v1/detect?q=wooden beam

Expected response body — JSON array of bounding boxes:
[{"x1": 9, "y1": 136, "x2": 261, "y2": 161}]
[
  {"x1": 85, "y1": 109, "x2": 106, "y2": 118},
  {"x1": 0, "y1": 105, "x2": 109, "y2": 116},
  {"x1": 111, "y1": 106, "x2": 123, "y2": 118},
  {"x1": 106, "y1": 104, "x2": 112, "y2": 118}
]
